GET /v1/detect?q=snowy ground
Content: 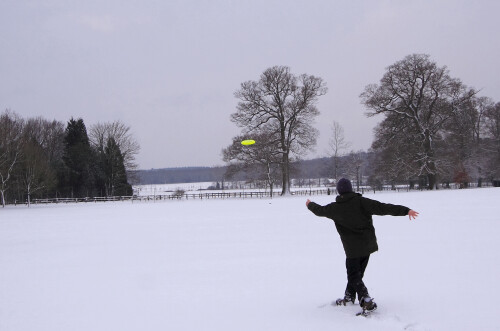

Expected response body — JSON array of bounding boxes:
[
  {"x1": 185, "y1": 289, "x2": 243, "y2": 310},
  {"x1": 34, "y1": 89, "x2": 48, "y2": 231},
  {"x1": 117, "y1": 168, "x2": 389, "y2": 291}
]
[
  {"x1": 1, "y1": 188, "x2": 499, "y2": 331},
  {"x1": 134, "y1": 182, "x2": 216, "y2": 195},
  {"x1": 133, "y1": 182, "x2": 327, "y2": 196}
]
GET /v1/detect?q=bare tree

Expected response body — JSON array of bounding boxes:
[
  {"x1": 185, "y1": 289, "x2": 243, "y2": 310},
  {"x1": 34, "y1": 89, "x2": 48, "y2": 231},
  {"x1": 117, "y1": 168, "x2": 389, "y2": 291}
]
[
  {"x1": 20, "y1": 140, "x2": 55, "y2": 206},
  {"x1": 23, "y1": 117, "x2": 65, "y2": 166},
  {"x1": 361, "y1": 54, "x2": 476, "y2": 189},
  {"x1": 328, "y1": 121, "x2": 350, "y2": 180},
  {"x1": 370, "y1": 113, "x2": 420, "y2": 187},
  {"x1": 471, "y1": 97, "x2": 494, "y2": 143},
  {"x1": 346, "y1": 150, "x2": 365, "y2": 192},
  {"x1": 439, "y1": 95, "x2": 495, "y2": 185},
  {"x1": 223, "y1": 132, "x2": 282, "y2": 196},
  {"x1": 0, "y1": 110, "x2": 24, "y2": 207},
  {"x1": 21, "y1": 117, "x2": 64, "y2": 200},
  {"x1": 483, "y1": 102, "x2": 500, "y2": 180},
  {"x1": 89, "y1": 121, "x2": 140, "y2": 174},
  {"x1": 231, "y1": 66, "x2": 327, "y2": 195}
]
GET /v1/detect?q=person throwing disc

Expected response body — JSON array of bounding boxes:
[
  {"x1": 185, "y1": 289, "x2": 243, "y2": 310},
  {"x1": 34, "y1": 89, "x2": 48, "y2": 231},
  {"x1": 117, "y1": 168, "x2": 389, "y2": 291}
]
[{"x1": 306, "y1": 178, "x2": 419, "y2": 315}]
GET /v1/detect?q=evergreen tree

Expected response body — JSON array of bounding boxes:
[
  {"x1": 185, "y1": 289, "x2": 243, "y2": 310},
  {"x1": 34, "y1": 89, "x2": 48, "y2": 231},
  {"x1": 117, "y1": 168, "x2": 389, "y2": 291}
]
[
  {"x1": 60, "y1": 118, "x2": 95, "y2": 198},
  {"x1": 103, "y1": 138, "x2": 132, "y2": 196}
]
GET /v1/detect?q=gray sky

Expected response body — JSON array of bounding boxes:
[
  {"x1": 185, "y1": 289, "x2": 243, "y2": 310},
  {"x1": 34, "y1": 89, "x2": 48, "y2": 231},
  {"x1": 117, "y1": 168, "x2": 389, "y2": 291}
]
[{"x1": 1, "y1": 0, "x2": 499, "y2": 169}]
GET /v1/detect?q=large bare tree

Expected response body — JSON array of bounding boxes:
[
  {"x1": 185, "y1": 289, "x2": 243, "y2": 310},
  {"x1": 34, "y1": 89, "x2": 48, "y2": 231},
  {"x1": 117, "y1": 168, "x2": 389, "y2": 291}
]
[
  {"x1": 23, "y1": 117, "x2": 65, "y2": 167},
  {"x1": 89, "y1": 121, "x2": 140, "y2": 183},
  {"x1": 20, "y1": 140, "x2": 55, "y2": 206},
  {"x1": 361, "y1": 54, "x2": 476, "y2": 189},
  {"x1": 21, "y1": 117, "x2": 64, "y2": 200},
  {"x1": 223, "y1": 132, "x2": 282, "y2": 196},
  {"x1": 0, "y1": 110, "x2": 24, "y2": 207},
  {"x1": 231, "y1": 66, "x2": 327, "y2": 195},
  {"x1": 89, "y1": 121, "x2": 140, "y2": 170}
]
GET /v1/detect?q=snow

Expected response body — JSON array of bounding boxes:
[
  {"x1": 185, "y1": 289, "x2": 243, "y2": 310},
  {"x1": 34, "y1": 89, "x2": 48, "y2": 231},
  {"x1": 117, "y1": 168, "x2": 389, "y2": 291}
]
[
  {"x1": 134, "y1": 182, "x2": 216, "y2": 195},
  {"x1": 1, "y1": 188, "x2": 499, "y2": 331}
]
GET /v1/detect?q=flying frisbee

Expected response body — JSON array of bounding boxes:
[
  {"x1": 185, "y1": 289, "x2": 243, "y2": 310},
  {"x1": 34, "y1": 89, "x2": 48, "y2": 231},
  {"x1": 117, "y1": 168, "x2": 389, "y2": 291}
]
[{"x1": 241, "y1": 139, "x2": 256, "y2": 146}]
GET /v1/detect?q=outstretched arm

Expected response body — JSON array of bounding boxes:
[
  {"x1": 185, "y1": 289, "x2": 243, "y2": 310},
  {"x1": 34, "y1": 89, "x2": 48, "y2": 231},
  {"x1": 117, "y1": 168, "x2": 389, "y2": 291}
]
[
  {"x1": 360, "y1": 197, "x2": 410, "y2": 217},
  {"x1": 306, "y1": 199, "x2": 334, "y2": 218}
]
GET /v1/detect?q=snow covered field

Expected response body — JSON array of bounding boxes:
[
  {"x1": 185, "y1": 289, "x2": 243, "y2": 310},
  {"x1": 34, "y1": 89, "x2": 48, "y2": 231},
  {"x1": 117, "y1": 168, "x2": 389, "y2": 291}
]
[{"x1": 1, "y1": 188, "x2": 499, "y2": 331}]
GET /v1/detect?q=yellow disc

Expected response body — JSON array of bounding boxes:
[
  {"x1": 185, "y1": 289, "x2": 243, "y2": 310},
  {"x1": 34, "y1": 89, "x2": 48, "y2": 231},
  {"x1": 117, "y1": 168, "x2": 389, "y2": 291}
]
[{"x1": 241, "y1": 139, "x2": 256, "y2": 146}]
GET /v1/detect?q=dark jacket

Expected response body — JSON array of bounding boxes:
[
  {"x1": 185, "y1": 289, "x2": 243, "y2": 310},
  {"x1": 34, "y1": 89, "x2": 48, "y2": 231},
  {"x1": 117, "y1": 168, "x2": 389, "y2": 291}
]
[{"x1": 307, "y1": 192, "x2": 410, "y2": 258}]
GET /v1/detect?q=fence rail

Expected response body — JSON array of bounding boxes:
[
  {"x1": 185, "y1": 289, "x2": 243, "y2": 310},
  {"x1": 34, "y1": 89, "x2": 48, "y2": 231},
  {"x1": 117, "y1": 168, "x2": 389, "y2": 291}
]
[
  {"x1": 13, "y1": 182, "x2": 495, "y2": 206},
  {"x1": 26, "y1": 189, "x2": 329, "y2": 205}
]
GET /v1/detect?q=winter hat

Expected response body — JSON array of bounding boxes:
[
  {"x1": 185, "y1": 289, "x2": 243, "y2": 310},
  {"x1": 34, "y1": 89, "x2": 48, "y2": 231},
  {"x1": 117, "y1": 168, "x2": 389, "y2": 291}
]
[{"x1": 336, "y1": 178, "x2": 353, "y2": 194}]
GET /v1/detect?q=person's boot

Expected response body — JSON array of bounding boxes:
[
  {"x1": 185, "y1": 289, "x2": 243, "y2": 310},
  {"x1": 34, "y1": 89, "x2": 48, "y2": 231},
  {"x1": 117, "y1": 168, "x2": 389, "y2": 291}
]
[
  {"x1": 335, "y1": 293, "x2": 355, "y2": 306},
  {"x1": 359, "y1": 296, "x2": 377, "y2": 313}
]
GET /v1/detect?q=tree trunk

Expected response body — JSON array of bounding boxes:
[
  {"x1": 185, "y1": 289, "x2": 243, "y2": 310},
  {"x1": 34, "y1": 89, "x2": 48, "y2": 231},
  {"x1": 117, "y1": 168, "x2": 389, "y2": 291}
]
[
  {"x1": 281, "y1": 153, "x2": 291, "y2": 195},
  {"x1": 266, "y1": 163, "x2": 273, "y2": 198},
  {"x1": 423, "y1": 130, "x2": 438, "y2": 190},
  {"x1": 333, "y1": 156, "x2": 338, "y2": 180},
  {"x1": 427, "y1": 172, "x2": 437, "y2": 190}
]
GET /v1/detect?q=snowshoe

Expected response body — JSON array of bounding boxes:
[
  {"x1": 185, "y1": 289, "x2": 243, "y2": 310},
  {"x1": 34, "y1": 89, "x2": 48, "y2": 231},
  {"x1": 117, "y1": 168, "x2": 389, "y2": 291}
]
[
  {"x1": 335, "y1": 295, "x2": 355, "y2": 306},
  {"x1": 356, "y1": 297, "x2": 377, "y2": 316}
]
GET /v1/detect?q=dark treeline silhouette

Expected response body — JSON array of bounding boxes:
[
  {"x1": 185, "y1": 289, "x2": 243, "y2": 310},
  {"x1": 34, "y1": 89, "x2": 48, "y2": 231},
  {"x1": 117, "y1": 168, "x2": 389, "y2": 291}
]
[
  {"x1": 0, "y1": 111, "x2": 133, "y2": 206},
  {"x1": 134, "y1": 154, "x2": 374, "y2": 186},
  {"x1": 136, "y1": 166, "x2": 228, "y2": 185}
]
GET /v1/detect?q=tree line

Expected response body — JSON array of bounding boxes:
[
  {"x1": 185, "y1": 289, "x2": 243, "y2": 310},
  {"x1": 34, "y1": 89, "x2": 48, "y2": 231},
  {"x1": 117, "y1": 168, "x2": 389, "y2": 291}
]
[
  {"x1": 363, "y1": 54, "x2": 499, "y2": 189},
  {"x1": 0, "y1": 112, "x2": 139, "y2": 206},
  {"x1": 2, "y1": 54, "x2": 498, "y2": 204},
  {"x1": 134, "y1": 155, "x2": 373, "y2": 193},
  {"x1": 223, "y1": 55, "x2": 500, "y2": 192},
  {"x1": 136, "y1": 166, "x2": 227, "y2": 185}
]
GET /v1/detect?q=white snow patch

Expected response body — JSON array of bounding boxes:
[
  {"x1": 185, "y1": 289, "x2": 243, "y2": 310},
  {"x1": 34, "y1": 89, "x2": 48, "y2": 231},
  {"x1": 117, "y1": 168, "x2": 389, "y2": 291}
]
[{"x1": 1, "y1": 188, "x2": 499, "y2": 330}]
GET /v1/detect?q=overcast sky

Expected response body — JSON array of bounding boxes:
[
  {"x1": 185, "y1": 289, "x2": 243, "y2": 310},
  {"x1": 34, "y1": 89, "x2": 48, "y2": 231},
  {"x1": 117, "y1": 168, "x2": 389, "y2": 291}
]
[{"x1": 1, "y1": 0, "x2": 499, "y2": 169}]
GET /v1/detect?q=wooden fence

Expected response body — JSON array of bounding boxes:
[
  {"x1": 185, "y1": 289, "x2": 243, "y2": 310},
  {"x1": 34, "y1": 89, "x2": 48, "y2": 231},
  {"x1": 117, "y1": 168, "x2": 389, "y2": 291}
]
[
  {"x1": 20, "y1": 182, "x2": 495, "y2": 206},
  {"x1": 28, "y1": 189, "x2": 329, "y2": 205}
]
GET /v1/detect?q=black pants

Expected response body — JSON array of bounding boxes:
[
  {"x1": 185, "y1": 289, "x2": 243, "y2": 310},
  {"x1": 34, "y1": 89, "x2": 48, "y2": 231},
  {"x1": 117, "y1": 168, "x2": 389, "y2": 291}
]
[{"x1": 344, "y1": 255, "x2": 370, "y2": 301}]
